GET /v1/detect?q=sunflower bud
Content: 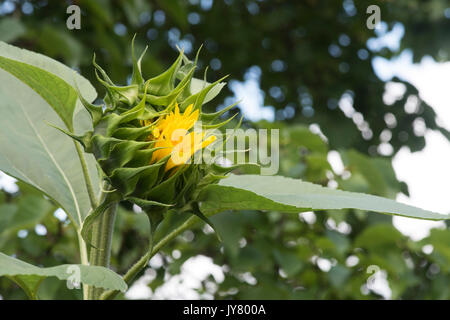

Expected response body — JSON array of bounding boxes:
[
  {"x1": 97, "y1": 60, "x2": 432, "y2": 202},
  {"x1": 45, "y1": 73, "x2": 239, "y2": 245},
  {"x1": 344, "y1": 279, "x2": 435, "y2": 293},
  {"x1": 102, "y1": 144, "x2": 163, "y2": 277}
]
[{"x1": 61, "y1": 39, "x2": 244, "y2": 238}]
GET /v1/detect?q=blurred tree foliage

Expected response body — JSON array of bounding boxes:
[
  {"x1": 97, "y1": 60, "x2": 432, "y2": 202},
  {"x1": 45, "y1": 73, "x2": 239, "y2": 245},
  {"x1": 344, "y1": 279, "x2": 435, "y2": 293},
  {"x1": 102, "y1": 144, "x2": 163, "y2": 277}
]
[{"x1": 0, "y1": 0, "x2": 449, "y2": 299}]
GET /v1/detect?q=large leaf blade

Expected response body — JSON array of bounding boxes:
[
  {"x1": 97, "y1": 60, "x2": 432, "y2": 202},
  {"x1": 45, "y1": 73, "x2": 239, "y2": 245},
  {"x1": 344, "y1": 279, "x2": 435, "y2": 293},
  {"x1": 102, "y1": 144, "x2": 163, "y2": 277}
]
[
  {"x1": 0, "y1": 56, "x2": 77, "y2": 130},
  {"x1": 0, "y1": 41, "x2": 95, "y2": 104},
  {"x1": 0, "y1": 41, "x2": 99, "y2": 227},
  {"x1": 198, "y1": 174, "x2": 449, "y2": 221},
  {"x1": 0, "y1": 252, "x2": 127, "y2": 299}
]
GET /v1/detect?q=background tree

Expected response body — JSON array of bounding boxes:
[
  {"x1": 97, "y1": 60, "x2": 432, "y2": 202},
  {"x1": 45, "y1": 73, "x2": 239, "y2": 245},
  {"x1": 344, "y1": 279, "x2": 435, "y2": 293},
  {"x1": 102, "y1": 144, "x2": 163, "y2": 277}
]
[{"x1": 0, "y1": 0, "x2": 449, "y2": 299}]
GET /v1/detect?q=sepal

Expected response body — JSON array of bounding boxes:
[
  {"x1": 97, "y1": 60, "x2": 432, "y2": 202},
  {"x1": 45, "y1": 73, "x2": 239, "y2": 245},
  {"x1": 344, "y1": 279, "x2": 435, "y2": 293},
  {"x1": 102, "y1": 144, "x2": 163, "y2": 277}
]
[{"x1": 47, "y1": 122, "x2": 93, "y2": 152}]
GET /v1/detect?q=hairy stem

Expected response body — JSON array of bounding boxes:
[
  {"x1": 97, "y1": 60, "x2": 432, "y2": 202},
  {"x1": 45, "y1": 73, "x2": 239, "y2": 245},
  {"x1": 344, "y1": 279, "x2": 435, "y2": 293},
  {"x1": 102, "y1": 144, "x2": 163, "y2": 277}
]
[
  {"x1": 74, "y1": 142, "x2": 99, "y2": 300},
  {"x1": 100, "y1": 214, "x2": 200, "y2": 300},
  {"x1": 86, "y1": 180, "x2": 118, "y2": 299},
  {"x1": 76, "y1": 231, "x2": 89, "y2": 300},
  {"x1": 74, "y1": 143, "x2": 99, "y2": 208}
]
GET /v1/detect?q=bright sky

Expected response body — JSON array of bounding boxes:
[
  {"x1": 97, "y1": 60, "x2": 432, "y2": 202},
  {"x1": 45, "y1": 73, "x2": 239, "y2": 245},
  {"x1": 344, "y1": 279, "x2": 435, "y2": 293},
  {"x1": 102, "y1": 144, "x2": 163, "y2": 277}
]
[
  {"x1": 231, "y1": 22, "x2": 450, "y2": 242},
  {"x1": 376, "y1": 53, "x2": 450, "y2": 240},
  {"x1": 230, "y1": 57, "x2": 450, "y2": 243}
]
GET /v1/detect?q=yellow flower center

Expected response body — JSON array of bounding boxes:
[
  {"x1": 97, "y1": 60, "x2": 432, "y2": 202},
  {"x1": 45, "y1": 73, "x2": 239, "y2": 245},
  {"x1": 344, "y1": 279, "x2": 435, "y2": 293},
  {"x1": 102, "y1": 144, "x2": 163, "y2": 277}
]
[{"x1": 146, "y1": 103, "x2": 216, "y2": 171}]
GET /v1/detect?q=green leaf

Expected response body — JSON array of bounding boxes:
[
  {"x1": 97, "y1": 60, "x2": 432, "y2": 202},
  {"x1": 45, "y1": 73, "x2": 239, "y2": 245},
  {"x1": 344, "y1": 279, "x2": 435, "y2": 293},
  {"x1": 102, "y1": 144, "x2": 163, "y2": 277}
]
[
  {"x1": 0, "y1": 18, "x2": 26, "y2": 43},
  {"x1": 284, "y1": 125, "x2": 328, "y2": 154},
  {"x1": 155, "y1": 0, "x2": 188, "y2": 29},
  {"x1": 80, "y1": 0, "x2": 114, "y2": 26},
  {"x1": 0, "y1": 195, "x2": 53, "y2": 234},
  {"x1": 0, "y1": 42, "x2": 93, "y2": 130},
  {"x1": 0, "y1": 204, "x2": 17, "y2": 235},
  {"x1": 340, "y1": 150, "x2": 389, "y2": 196},
  {"x1": 273, "y1": 249, "x2": 303, "y2": 277},
  {"x1": 420, "y1": 229, "x2": 450, "y2": 271},
  {"x1": 35, "y1": 25, "x2": 85, "y2": 67},
  {"x1": 198, "y1": 174, "x2": 449, "y2": 221},
  {"x1": 355, "y1": 224, "x2": 404, "y2": 251},
  {"x1": 328, "y1": 265, "x2": 351, "y2": 288},
  {"x1": 0, "y1": 41, "x2": 100, "y2": 228},
  {"x1": 0, "y1": 252, "x2": 127, "y2": 299}
]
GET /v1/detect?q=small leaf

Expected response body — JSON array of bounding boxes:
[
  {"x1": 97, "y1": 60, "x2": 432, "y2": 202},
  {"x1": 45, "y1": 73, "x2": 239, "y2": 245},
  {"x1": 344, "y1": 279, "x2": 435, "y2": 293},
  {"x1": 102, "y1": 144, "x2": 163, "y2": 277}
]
[{"x1": 81, "y1": 192, "x2": 121, "y2": 244}]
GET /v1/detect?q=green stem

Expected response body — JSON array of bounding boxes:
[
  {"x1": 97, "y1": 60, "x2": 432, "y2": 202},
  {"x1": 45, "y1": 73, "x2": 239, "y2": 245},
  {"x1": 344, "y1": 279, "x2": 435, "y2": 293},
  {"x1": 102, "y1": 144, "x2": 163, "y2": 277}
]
[
  {"x1": 100, "y1": 215, "x2": 200, "y2": 300},
  {"x1": 74, "y1": 143, "x2": 98, "y2": 208},
  {"x1": 88, "y1": 188, "x2": 108, "y2": 265},
  {"x1": 77, "y1": 231, "x2": 89, "y2": 300},
  {"x1": 87, "y1": 215, "x2": 103, "y2": 299},
  {"x1": 74, "y1": 142, "x2": 99, "y2": 300},
  {"x1": 87, "y1": 185, "x2": 118, "y2": 300}
]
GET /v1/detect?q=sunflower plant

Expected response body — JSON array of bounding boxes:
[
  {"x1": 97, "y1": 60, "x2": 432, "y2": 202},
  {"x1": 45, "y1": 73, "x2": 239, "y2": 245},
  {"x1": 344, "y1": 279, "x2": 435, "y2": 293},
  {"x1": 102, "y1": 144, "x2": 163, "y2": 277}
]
[{"x1": 0, "y1": 39, "x2": 448, "y2": 300}]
